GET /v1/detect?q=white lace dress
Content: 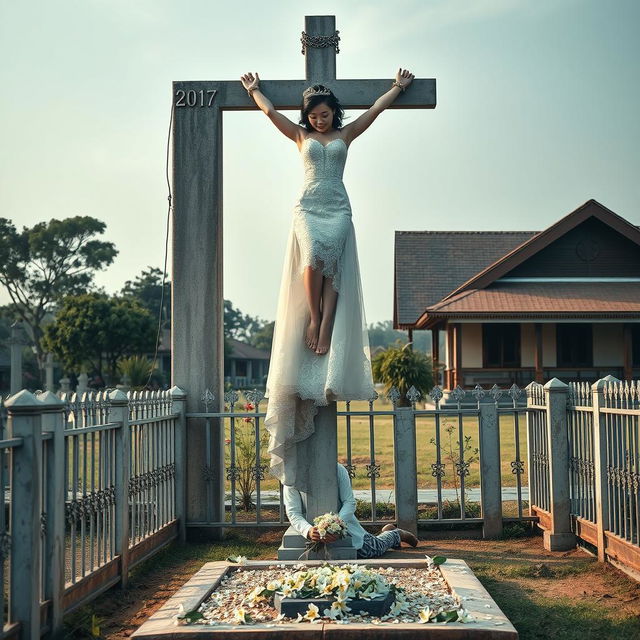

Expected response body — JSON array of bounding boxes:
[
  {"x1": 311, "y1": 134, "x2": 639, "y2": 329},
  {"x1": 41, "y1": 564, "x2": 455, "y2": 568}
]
[{"x1": 264, "y1": 136, "x2": 376, "y2": 493}]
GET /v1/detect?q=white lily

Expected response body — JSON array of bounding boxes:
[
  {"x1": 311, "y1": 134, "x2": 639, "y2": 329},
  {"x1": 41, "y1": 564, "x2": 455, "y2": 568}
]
[
  {"x1": 304, "y1": 603, "x2": 321, "y2": 623},
  {"x1": 331, "y1": 599, "x2": 352, "y2": 615},
  {"x1": 232, "y1": 607, "x2": 248, "y2": 624},
  {"x1": 280, "y1": 584, "x2": 294, "y2": 597},
  {"x1": 418, "y1": 607, "x2": 433, "y2": 623},
  {"x1": 324, "y1": 607, "x2": 340, "y2": 620}
]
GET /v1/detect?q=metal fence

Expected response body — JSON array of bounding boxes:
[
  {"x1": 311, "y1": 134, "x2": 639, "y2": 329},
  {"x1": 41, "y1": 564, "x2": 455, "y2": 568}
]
[
  {"x1": 186, "y1": 383, "x2": 533, "y2": 537},
  {"x1": 7, "y1": 375, "x2": 638, "y2": 637},
  {"x1": 527, "y1": 376, "x2": 640, "y2": 580},
  {"x1": 1, "y1": 387, "x2": 186, "y2": 640}
]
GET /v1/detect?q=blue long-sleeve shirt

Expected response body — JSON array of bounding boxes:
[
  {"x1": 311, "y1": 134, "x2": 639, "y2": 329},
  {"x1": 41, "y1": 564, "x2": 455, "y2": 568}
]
[{"x1": 282, "y1": 463, "x2": 367, "y2": 550}]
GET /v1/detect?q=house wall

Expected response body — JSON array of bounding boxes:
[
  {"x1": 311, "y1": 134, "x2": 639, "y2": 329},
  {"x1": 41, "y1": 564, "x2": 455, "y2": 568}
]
[
  {"x1": 452, "y1": 322, "x2": 627, "y2": 370},
  {"x1": 461, "y1": 323, "x2": 482, "y2": 367},
  {"x1": 543, "y1": 324, "x2": 557, "y2": 367},
  {"x1": 593, "y1": 323, "x2": 624, "y2": 366},
  {"x1": 458, "y1": 323, "x2": 542, "y2": 368},
  {"x1": 521, "y1": 324, "x2": 536, "y2": 367},
  {"x1": 457, "y1": 323, "x2": 548, "y2": 368}
]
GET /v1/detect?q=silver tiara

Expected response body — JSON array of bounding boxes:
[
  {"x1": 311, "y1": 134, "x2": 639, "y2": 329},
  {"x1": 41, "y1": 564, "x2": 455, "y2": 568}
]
[{"x1": 303, "y1": 86, "x2": 332, "y2": 98}]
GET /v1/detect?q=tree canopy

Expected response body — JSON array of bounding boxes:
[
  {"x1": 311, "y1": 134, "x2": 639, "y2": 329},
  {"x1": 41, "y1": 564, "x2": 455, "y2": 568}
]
[
  {"x1": 121, "y1": 266, "x2": 170, "y2": 328},
  {"x1": 0, "y1": 216, "x2": 117, "y2": 378},
  {"x1": 43, "y1": 293, "x2": 155, "y2": 383}
]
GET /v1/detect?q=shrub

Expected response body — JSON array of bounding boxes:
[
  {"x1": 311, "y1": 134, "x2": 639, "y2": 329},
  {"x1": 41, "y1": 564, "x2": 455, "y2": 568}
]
[
  {"x1": 371, "y1": 341, "x2": 433, "y2": 406},
  {"x1": 354, "y1": 497, "x2": 395, "y2": 520}
]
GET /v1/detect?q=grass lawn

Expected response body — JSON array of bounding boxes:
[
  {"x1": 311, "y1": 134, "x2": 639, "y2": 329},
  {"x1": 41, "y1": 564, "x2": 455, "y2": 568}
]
[
  {"x1": 226, "y1": 398, "x2": 528, "y2": 493},
  {"x1": 66, "y1": 528, "x2": 640, "y2": 640}
]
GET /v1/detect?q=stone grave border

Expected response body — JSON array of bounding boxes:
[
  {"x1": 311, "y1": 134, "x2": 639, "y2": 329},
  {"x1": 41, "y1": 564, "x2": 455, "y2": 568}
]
[{"x1": 132, "y1": 558, "x2": 518, "y2": 638}]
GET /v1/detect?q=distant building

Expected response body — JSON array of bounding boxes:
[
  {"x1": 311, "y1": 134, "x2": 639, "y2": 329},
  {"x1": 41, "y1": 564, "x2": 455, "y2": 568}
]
[
  {"x1": 394, "y1": 200, "x2": 640, "y2": 389},
  {"x1": 224, "y1": 338, "x2": 270, "y2": 389},
  {"x1": 151, "y1": 330, "x2": 270, "y2": 390}
]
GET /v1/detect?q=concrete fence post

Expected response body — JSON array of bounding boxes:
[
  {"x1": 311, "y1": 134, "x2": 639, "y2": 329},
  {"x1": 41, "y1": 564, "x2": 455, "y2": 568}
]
[
  {"x1": 543, "y1": 378, "x2": 575, "y2": 551},
  {"x1": 479, "y1": 401, "x2": 503, "y2": 538},
  {"x1": 5, "y1": 389, "x2": 43, "y2": 640},
  {"x1": 393, "y1": 407, "x2": 418, "y2": 536},
  {"x1": 170, "y1": 386, "x2": 188, "y2": 543},
  {"x1": 524, "y1": 382, "x2": 538, "y2": 516},
  {"x1": 592, "y1": 375, "x2": 618, "y2": 562},
  {"x1": 109, "y1": 389, "x2": 131, "y2": 588},
  {"x1": 39, "y1": 390, "x2": 66, "y2": 636}
]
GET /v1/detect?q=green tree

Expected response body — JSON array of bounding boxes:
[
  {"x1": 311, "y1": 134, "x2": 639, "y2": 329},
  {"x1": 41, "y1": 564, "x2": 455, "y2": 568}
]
[
  {"x1": 0, "y1": 216, "x2": 117, "y2": 380},
  {"x1": 43, "y1": 293, "x2": 155, "y2": 384},
  {"x1": 224, "y1": 300, "x2": 266, "y2": 343},
  {"x1": 367, "y1": 320, "x2": 431, "y2": 353},
  {"x1": 367, "y1": 320, "x2": 408, "y2": 349},
  {"x1": 371, "y1": 340, "x2": 434, "y2": 407},
  {"x1": 249, "y1": 321, "x2": 274, "y2": 353},
  {"x1": 121, "y1": 266, "x2": 171, "y2": 328}
]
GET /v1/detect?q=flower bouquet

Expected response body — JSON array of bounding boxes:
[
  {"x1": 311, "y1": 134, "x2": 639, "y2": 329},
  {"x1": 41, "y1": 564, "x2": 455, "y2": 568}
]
[{"x1": 305, "y1": 512, "x2": 348, "y2": 557}]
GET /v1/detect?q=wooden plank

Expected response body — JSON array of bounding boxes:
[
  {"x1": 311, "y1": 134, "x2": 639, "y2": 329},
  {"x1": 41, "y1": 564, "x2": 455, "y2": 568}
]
[
  {"x1": 129, "y1": 521, "x2": 179, "y2": 568},
  {"x1": 532, "y1": 505, "x2": 552, "y2": 531},
  {"x1": 573, "y1": 516, "x2": 598, "y2": 546},
  {"x1": 63, "y1": 558, "x2": 121, "y2": 613},
  {"x1": 604, "y1": 530, "x2": 640, "y2": 573}
]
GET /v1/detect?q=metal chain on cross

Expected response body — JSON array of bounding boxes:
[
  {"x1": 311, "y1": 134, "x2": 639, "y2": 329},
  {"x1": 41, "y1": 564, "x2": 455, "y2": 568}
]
[{"x1": 301, "y1": 29, "x2": 340, "y2": 54}]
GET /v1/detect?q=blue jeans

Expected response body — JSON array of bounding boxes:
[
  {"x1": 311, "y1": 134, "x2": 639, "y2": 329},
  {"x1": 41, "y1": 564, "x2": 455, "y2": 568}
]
[{"x1": 356, "y1": 530, "x2": 401, "y2": 559}]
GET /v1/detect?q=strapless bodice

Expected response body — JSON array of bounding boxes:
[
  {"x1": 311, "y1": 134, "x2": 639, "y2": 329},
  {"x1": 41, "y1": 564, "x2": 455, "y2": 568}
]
[{"x1": 301, "y1": 137, "x2": 348, "y2": 183}]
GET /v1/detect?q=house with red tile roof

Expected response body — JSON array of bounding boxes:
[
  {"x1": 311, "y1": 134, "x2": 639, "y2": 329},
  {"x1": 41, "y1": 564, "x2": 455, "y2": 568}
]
[{"x1": 393, "y1": 200, "x2": 640, "y2": 389}]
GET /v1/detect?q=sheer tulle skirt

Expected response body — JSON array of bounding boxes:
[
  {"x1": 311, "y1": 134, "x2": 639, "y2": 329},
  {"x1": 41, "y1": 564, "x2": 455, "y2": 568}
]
[{"x1": 264, "y1": 218, "x2": 375, "y2": 492}]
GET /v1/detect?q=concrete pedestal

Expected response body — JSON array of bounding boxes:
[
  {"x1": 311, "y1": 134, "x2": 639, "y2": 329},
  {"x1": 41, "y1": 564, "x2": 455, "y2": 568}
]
[
  {"x1": 277, "y1": 402, "x2": 357, "y2": 560},
  {"x1": 277, "y1": 526, "x2": 357, "y2": 560}
]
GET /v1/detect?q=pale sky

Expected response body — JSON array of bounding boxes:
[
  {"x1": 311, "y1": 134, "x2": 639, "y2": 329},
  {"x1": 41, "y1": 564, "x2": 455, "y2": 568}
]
[{"x1": 1, "y1": 0, "x2": 639, "y2": 325}]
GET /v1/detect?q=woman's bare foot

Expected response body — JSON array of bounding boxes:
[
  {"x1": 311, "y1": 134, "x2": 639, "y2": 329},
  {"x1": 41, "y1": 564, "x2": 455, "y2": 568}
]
[
  {"x1": 305, "y1": 317, "x2": 320, "y2": 351},
  {"x1": 315, "y1": 317, "x2": 333, "y2": 355}
]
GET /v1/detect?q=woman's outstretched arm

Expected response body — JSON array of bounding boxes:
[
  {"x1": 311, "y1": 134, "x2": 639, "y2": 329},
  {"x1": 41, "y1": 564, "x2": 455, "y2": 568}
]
[
  {"x1": 241, "y1": 72, "x2": 305, "y2": 143},
  {"x1": 342, "y1": 68, "x2": 415, "y2": 144}
]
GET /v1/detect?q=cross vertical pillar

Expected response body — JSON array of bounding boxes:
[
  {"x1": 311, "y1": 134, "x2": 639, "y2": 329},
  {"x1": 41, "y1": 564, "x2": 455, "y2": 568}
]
[
  {"x1": 279, "y1": 15, "x2": 347, "y2": 559},
  {"x1": 171, "y1": 96, "x2": 225, "y2": 532}
]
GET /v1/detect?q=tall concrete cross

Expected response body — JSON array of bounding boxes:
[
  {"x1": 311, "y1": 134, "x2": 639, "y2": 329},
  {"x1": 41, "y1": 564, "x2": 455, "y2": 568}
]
[{"x1": 171, "y1": 15, "x2": 436, "y2": 534}]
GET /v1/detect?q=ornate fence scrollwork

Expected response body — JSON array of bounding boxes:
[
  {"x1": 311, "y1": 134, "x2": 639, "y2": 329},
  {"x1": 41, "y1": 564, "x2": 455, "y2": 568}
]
[
  {"x1": 511, "y1": 460, "x2": 525, "y2": 475},
  {"x1": 431, "y1": 462, "x2": 446, "y2": 478},
  {"x1": 366, "y1": 463, "x2": 381, "y2": 479}
]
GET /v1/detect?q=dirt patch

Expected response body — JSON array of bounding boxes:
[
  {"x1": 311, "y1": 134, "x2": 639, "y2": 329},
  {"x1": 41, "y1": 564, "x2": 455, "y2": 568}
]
[{"x1": 408, "y1": 536, "x2": 640, "y2": 616}]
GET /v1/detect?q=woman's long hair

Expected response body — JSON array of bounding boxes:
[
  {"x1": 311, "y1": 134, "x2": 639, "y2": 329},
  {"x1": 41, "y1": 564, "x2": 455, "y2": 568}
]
[{"x1": 299, "y1": 85, "x2": 345, "y2": 131}]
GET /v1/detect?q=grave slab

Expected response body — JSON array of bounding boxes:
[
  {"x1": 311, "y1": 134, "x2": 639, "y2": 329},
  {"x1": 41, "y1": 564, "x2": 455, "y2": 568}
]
[{"x1": 132, "y1": 559, "x2": 518, "y2": 639}]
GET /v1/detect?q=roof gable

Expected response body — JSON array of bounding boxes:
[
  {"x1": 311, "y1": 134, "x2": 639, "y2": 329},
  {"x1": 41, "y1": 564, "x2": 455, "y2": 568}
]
[
  {"x1": 444, "y1": 200, "x2": 640, "y2": 301},
  {"x1": 393, "y1": 231, "x2": 536, "y2": 327}
]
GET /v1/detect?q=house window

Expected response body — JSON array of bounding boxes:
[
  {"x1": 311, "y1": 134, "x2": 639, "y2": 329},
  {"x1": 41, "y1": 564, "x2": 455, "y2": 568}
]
[
  {"x1": 557, "y1": 324, "x2": 593, "y2": 367},
  {"x1": 483, "y1": 324, "x2": 521, "y2": 368},
  {"x1": 632, "y1": 326, "x2": 640, "y2": 367}
]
